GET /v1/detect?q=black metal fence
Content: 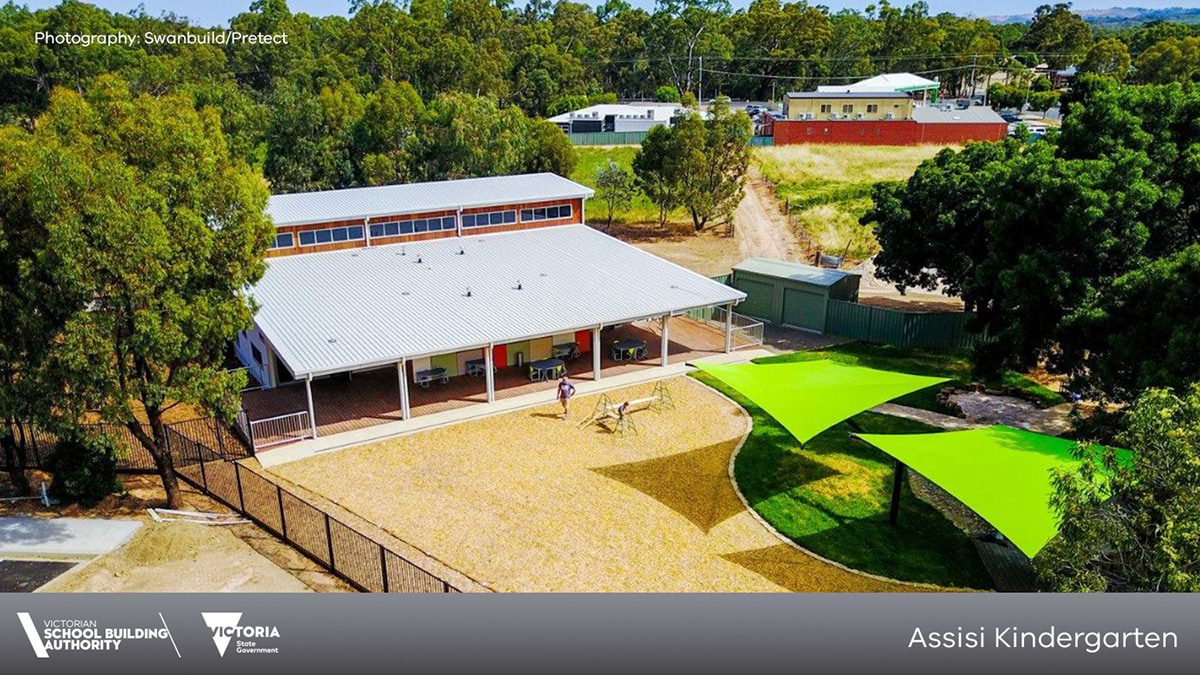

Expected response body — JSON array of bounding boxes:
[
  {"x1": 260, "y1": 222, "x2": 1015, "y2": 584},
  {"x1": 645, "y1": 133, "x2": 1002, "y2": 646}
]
[
  {"x1": 5, "y1": 416, "x2": 469, "y2": 593},
  {"x1": 162, "y1": 422, "x2": 465, "y2": 593},
  {"x1": 2, "y1": 421, "x2": 160, "y2": 473}
]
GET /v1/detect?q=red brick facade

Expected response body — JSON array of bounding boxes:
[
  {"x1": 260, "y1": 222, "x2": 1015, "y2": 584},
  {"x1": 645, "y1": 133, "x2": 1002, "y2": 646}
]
[
  {"x1": 773, "y1": 119, "x2": 1007, "y2": 146},
  {"x1": 267, "y1": 197, "x2": 585, "y2": 258}
]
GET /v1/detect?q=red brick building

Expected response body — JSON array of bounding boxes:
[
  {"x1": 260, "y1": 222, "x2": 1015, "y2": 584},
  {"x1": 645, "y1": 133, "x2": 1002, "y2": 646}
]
[{"x1": 774, "y1": 103, "x2": 1008, "y2": 146}]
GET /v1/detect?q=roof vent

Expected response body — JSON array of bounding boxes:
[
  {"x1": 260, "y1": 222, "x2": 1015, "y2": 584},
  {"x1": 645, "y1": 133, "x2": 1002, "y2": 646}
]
[
  {"x1": 458, "y1": 248, "x2": 465, "y2": 255},
  {"x1": 415, "y1": 255, "x2": 422, "y2": 264},
  {"x1": 328, "y1": 338, "x2": 338, "y2": 344},
  {"x1": 400, "y1": 246, "x2": 406, "y2": 256},
  {"x1": 539, "y1": 272, "x2": 548, "y2": 278},
  {"x1": 401, "y1": 291, "x2": 410, "y2": 296},
  {"x1": 516, "y1": 280, "x2": 523, "y2": 290},
  {"x1": 465, "y1": 287, "x2": 473, "y2": 297}
]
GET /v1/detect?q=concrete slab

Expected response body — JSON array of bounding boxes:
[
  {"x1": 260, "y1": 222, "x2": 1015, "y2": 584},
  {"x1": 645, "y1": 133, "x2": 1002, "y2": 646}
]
[
  {"x1": 257, "y1": 349, "x2": 774, "y2": 468},
  {"x1": 0, "y1": 517, "x2": 142, "y2": 558}
]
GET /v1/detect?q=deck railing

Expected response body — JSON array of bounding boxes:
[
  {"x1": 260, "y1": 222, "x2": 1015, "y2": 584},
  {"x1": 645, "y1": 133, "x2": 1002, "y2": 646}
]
[
  {"x1": 682, "y1": 306, "x2": 765, "y2": 349},
  {"x1": 246, "y1": 410, "x2": 313, "y2": 450}
]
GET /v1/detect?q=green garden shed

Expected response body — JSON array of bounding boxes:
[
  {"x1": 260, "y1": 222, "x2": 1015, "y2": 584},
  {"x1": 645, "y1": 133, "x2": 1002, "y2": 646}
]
[{"x1": 730, "y1": 258, "x2": 860, "y2": 332}]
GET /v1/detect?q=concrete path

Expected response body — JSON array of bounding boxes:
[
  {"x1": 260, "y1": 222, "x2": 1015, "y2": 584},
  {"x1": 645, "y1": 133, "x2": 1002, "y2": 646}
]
[
  {"x1": 0, "y1": 517, "x2": 141, "y2": 559},
  {"x1": 258, "y1": 349, "x2": 774, "y2": 468},
  {"x1": 949, "y1": 392, "x2": 1074, "y2": 436}
]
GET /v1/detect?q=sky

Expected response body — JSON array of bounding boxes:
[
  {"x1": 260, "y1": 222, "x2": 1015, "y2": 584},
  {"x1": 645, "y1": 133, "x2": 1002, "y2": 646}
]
[{"x1": 19, "y1": 0, "x2": 1194, "y2": 29}]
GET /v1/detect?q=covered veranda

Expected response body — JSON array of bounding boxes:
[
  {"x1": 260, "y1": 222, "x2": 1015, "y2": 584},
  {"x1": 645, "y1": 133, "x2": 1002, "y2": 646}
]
[
  {"x1": 242, "y1": 315, "x2": 748, "y2": 441},
  {"x1": 237, "y1": 225, "x2": 750, "y2": 449}
]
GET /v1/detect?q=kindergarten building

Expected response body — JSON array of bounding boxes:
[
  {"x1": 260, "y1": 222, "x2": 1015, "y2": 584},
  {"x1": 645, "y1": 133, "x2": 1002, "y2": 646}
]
[{"x1": 235, "y1": 173, "x2": 751, "y2": 448}]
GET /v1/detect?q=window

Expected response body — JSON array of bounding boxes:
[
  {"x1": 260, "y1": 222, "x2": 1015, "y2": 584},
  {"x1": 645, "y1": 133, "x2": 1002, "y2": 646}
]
[
  {"x1": 866, "y1": 104, "x2": 879, "y2": 114},
  {"x1": 369, "y1": 216, "x2": 456, "y2": 238},
  {"x1": 520, "y1": 204, "x2": 573, "y2": 223},
  {"x1": 842, "y1": 104, "x2": 854, "y2": 113},
  {"x1": 298, "y1": 225, "x2": 365, "y2": 247},
  {"x1": 270, "y1": 232, "x2": 294, "y2": 250},
  {"x1": 251, "y1": 344, "x2": 263, "y2": 365},
  {"x1": 819, "y1": 104, "x2": 832, "y2": 114},
  {"x1": 461, "y1": 210, "x2": 516, "y2": 229}
]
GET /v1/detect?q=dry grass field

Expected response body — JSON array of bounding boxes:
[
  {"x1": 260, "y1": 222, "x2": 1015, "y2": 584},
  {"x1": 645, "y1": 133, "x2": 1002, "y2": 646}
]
[
  {"x1": 754, "y1": 145, "x2": 953, "y2": 259},
  {"x1": 270, "y1": 376, "x2": 925, "y2": 592}
]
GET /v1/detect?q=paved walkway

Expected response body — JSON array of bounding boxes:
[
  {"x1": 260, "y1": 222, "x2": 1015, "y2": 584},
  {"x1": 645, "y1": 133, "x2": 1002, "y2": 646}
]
[
  {"x1": 0, "y1": 517, "x2": 141, "y2": 559},
  {"x1": 870, "y1": 403, "x2": 980, "y2": 430},
  {"x1": 258, "y1": 349, "x2": 774, "y2": 468}
]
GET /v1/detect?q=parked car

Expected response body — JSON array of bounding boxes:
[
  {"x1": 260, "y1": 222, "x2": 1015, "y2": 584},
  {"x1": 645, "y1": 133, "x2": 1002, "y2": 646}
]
[
  {"x1": 999, "y1": 110, "x2": 1022, "y2": 123},
  {"x1": 744, "y1": 104, "x2": 763, "y2": 116}
]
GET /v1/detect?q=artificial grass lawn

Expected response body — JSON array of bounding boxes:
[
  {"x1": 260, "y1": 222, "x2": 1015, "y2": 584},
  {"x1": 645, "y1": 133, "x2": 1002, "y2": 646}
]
[
  {"x1": 694, "y1": 371, "x2": 994, "y2": 589},
  {"x1": 754, "y1": 342, "x2": 1064, "y2": 414}
]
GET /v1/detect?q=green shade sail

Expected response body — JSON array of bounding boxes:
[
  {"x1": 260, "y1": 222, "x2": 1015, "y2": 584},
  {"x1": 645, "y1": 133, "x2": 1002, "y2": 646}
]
[
  {"x1": 694, "y1": 360, "x2": 948, "y2": 444},
  {"x1": 854, "y1": 425, "x2": 1129, "y2": 558}
]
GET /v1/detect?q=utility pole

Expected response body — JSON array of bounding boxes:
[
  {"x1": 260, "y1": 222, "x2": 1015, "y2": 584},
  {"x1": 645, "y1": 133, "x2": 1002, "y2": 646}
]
[{"x1": 969, "y1": 54, "x2": 978, "y2": 99}]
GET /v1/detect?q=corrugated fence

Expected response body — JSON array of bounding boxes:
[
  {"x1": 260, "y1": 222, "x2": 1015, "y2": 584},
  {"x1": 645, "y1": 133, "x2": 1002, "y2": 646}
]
[{"x1": 825, "y1": 300, "x2": 987, "y2": 350}]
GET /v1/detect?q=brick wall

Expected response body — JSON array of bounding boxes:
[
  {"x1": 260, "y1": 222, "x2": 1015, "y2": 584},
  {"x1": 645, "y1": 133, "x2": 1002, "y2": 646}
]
[
  {"x1": 773, "y1": 120, "x2": 1007, "y2": 146},
  {"x1": 266, "y1": 197, "x2": 584, "y2": 258}
]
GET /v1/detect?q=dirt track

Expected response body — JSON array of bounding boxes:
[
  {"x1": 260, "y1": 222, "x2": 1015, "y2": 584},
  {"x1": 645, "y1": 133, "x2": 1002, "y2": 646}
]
[{"x1": 733, "y1": 166, "x2": 806, "y2": 262}]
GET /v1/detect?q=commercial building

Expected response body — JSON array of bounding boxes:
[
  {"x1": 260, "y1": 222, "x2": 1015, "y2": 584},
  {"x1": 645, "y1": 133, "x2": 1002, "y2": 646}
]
[{"x1": 549, "y1": 104, "x2": 681, "y2": 134}]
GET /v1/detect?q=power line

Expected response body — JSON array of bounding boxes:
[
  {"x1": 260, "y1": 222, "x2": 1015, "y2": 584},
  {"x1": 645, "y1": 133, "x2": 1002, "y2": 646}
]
[{"x1": 698, "y1": 64, "x2": 993, "y2": 81}]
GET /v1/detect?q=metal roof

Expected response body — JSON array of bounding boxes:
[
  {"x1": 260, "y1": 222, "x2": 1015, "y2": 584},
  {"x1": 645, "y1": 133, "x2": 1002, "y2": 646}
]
[
  {"x1": 911, "y1": 105, "x2": 1006, "y2": 124},
  {"x1": 548, "y1": 104, "x2": 681, "y2": 124},
  {"x1": 786, "y1": 91, "x2": 911, "y2": 99},
  {"x1": 733, "y1": 258, "x2": 857, "y2": 287},
  {"x1": 251, "y1": 225, "x2": 746, "y2": 378},
  {"x1": 266, "y1": 173, "x2": 594, "y2": 227},
  {"x1": 816, "y1": 73, "x2": 940, "y2": 93}
]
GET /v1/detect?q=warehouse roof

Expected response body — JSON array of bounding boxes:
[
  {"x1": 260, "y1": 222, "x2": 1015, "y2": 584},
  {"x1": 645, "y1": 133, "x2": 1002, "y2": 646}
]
[
  {"x1": 733, "y1": 258, "x2": 856, "y2": 287},
  {"x1": 786, "y1": 91, "x2": 911, "y2": 99},
  {"x1": 267, "y1": 173, "x2": 594, "y2": 227},
  {"x1": 251, "y1": 225, "x2": 746, "y2": 378},
  {"x1": 817, "y1": 73, "x2": 940, "y2": 94},
  {"x1": 548, "y1": 103, "x2": 681, "y2": 124},
  {"x1": 911, "y1": 105, "x2": 1006, "y2": 124}
]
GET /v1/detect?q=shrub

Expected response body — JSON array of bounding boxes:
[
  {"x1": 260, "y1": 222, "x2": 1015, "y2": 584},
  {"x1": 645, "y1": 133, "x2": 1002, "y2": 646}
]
[
  {"x1": 48, "y1": 432, "x2": 122, "y2": 506},
  {"x1": 654, "y1": 85, "x2": 681, "y2": 103}
]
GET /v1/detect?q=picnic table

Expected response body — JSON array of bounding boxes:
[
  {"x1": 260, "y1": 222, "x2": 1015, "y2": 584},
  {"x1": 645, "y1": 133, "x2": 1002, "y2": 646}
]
[
  {"x1": 414, "y1": 367, "x2": 448, "y2": 388},
  {"x1": 611, "y1": 339, "x2": 647, "y2": 361},
  {"x1": 465, "y1": 358, "x2": 492, "y2": 378},
  {"x1": 528, "y1": 357, "x2": 565, "y2": 382},
  {"x1": 552, "y1": 341, "x2": 580, "y2": 360}
]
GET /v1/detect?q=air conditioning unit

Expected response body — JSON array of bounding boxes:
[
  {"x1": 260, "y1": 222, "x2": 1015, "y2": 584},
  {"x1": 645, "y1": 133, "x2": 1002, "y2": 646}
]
[
  {"x1": 885, "y1": 112, "x2": 895, "y2": 120},
  {"x1": 804, "y1": 112, "x2": 815, "y2": 120},
  {"x1": 830, "y1": 113, "x2": 841, "y2": 120},
  {"x1": 856, "y1": 112, "x2": 865, "y2": 120}
]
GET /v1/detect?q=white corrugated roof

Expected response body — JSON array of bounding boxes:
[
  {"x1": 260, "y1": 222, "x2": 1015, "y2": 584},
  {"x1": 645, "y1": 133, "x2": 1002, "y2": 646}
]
[
  {"x1": 734, "y1": 258, "x2": 857, "y2": 287},
  {"x1": 816, "y1": 73, "x2": 939, "y2": 94},
  {"x1": 251, "y1": 225, "x2": 746, "y2": 377},
  {"x1": 548, "y1": 104, "x2": 681, "y2": 124},
  {"x1": 266, "y1": 173, "x2": 594, "y2": 227}
]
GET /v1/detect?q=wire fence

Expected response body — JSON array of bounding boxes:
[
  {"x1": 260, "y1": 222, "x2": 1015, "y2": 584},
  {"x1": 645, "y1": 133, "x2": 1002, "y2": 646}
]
[{"x1": 4, "y1": 416, "x2": 472, "y2": 594}]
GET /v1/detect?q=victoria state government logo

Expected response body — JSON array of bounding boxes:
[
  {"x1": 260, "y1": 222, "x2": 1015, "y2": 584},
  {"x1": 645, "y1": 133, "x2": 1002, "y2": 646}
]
[{"x1": 201, "y1": 612, "x2": 281, "y2": 656}]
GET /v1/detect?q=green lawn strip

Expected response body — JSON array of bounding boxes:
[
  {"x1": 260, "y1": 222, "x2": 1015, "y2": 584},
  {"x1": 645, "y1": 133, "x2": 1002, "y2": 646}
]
[
  {"x1": 693, "y1": 371, "x2": 993, "y2": 590},
  {"x1": 753, "y1": 343, "x2": 1063, "y2": 413}
]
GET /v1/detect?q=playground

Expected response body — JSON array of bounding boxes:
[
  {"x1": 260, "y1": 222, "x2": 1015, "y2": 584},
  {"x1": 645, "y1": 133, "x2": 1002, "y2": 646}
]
[{"x1": 267, "y1": 376, "x2": 922, "y2": 592}]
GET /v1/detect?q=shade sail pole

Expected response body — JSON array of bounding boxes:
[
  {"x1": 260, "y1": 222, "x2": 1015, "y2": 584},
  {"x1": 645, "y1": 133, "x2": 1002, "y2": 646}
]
[
  {"x1": 889, "y1": 460, "x2": 905, "y2": 526},
  {"x1": 305, "y1": 374, "x2": 318, "y2": 439},
  {"x1": 724, "y1": 303, "x2": 734, "y2": 353}
]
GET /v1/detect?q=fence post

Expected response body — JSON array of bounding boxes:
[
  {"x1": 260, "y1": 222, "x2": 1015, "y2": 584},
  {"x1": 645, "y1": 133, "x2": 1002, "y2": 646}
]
[
  {"x1": 325, "y1": 513, "x2": 335, "y2": 570},
  {"x1": 234, "y1": 462, "x2": 246, "y2": 513},
  {"x1": 195, "y1": 435, "x2": 208, "y2": 492},
  {"x1": 214, "y1": 417, "x2": 227, "y2": 458},
  {"x1": 277, "y1": 485, "x2": 287, "y2": 539},
  {"x1": 380, "y1": 547, "x2": 389, "y2": 592}
]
